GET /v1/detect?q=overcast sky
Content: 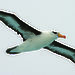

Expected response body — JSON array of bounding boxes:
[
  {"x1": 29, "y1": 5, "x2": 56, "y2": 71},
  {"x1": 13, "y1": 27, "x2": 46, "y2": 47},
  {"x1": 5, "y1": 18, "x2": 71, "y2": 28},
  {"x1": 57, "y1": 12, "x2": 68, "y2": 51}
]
[{"x1": 0, "y1": 0, "x2": 75, "y2": 75}]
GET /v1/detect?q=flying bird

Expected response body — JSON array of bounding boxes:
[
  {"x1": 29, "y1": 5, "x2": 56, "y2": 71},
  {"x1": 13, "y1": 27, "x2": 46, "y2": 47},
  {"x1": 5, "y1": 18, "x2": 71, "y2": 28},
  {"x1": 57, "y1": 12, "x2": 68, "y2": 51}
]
[{"x1": 0, "y1": 11, "x2": 75, "y2": 63}]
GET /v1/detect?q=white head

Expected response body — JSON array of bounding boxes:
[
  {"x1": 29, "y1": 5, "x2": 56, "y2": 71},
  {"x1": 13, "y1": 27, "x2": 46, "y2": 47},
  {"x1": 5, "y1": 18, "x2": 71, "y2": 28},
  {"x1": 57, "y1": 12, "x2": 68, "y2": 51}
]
[{"x1": 52, "y1": 31, "x2": 66, "y2": 39}]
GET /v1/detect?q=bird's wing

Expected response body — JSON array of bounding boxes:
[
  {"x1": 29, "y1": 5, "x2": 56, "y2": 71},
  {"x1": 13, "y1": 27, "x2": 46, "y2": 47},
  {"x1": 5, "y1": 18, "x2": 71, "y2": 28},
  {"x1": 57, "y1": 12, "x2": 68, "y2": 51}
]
[
  {"x1": 44, "y1": 41, "x2": 75, "y2": 63},
  {"x1": 0, "y1": 11, "x2": 41, "y2": 41},
  {"x1": 6, "y1": 46, "x2": 20, "y2": 54}
]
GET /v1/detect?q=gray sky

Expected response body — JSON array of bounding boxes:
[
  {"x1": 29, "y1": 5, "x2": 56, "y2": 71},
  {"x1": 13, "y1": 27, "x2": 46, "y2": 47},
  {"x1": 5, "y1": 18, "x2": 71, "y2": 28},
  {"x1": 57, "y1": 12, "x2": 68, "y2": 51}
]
[{"x1": 0, "y1": 0, "x2": 75, "y2": 75}]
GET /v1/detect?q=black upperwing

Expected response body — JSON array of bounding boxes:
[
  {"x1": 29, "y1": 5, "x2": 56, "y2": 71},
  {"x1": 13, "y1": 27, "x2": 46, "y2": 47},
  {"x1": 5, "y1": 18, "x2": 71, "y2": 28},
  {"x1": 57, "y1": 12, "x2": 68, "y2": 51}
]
[
  {"x1": 0, "y1": 11, "x2": 41, "y2": 41},
  {"x1": 44, "y1": 41, "x2": 75, "y2": 63}
]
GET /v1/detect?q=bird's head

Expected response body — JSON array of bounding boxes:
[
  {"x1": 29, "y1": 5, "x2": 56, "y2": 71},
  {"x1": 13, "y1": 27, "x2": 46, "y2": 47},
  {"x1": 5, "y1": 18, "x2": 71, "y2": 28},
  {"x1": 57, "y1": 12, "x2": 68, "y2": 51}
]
[{"x1": 52, "y1": 31, "x2": 66, "y2": 39}]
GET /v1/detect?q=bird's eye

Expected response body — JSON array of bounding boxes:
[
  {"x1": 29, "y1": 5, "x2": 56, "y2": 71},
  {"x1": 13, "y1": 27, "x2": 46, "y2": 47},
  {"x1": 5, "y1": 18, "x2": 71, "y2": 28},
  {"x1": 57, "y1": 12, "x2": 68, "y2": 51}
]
[{"x1": 52, "y1": 31, "x2": 58, "y2": 34}]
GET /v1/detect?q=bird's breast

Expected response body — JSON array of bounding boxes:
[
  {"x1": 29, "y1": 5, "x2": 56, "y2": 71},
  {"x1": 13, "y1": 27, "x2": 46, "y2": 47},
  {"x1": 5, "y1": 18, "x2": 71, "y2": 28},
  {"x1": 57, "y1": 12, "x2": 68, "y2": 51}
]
[
  {"x1": 17, "y1": 32, "x2": 57, "y2": 52},
  {"x1": 25, "y1": 32, "x2": 57, "y2": 50}
]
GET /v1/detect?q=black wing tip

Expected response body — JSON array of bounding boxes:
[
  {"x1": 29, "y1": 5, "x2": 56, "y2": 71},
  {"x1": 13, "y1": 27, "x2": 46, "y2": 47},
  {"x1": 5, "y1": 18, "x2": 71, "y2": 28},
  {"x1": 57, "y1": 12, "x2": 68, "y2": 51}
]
[
  {"x1": 0, "y1": 10, "x2": 15, "y2": 17},
  {"x1": 6, "y1": 50, "x2": 20, "y2": 54},
  {"x1": 0, "y1": 10, "x2": 4, "y2": 13},
  {"x1": 0, "y1": 11, "x2": 8, "y2": 15},
  {"x1": 6, "y1": 46, "x2": 20, "y2": 54}
]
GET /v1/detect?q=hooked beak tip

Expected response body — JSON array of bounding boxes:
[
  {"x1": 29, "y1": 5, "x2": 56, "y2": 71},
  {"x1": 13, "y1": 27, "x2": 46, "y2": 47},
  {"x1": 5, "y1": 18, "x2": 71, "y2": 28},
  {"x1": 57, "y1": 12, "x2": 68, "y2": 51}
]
[
  {"x1": 58, "y1": 33, "x2": 66, "y2": 39},
  {"x1": 63, "y1": 35, "x2": 66, "y2": 39}
]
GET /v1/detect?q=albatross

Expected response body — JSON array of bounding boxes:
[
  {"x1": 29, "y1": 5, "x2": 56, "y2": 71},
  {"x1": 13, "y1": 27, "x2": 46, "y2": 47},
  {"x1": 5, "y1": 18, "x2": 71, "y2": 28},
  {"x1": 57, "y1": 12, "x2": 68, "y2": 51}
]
[{"x1": 0, "y1": 11, "x2": 75, "y2": 63}]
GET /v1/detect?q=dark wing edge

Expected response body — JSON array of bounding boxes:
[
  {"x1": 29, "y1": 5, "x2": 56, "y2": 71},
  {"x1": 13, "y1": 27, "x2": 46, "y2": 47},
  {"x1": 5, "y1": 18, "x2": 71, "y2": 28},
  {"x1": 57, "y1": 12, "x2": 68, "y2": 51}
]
[
  {"x1": 6, "y1": 46, "x2": 20, "y2": 54},
  {"x1": 44, "y1": 41, "x2": 75, "y2": 63},
  {"x1": 0, "y1": 11, "x2": 41, "y2": 41}
]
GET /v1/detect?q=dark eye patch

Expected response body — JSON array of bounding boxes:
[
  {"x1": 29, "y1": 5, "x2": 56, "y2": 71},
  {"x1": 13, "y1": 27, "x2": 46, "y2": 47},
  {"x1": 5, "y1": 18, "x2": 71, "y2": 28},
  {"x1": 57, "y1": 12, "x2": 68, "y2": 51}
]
[{"x1": 52, "y1": 31, "x2": 58, "y2": 34}]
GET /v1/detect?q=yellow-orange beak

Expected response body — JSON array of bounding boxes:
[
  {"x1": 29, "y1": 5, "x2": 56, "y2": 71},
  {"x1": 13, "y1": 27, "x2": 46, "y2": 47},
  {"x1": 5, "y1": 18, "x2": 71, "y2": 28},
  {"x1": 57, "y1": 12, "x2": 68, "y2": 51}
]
[{"x1": 58, "y1": 33, "x2": 66, "y2": 39}]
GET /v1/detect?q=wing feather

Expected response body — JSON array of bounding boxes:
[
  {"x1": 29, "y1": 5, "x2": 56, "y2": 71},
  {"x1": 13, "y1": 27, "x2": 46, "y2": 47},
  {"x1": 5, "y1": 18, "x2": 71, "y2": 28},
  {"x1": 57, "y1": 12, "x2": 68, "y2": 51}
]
[
  {"x1": 0, "y1": 11, "x2": 41, "y2": 41},
  {"x1": 44, "y1": 41, "x2": 75, "y2": 63}
]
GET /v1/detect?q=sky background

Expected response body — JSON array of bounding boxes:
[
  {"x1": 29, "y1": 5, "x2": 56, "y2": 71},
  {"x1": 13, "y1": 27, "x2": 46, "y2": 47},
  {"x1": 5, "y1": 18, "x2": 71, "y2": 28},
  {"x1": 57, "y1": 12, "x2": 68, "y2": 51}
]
[{"x1": 0, "y1": 0, "x2": 75, "y2": 75}]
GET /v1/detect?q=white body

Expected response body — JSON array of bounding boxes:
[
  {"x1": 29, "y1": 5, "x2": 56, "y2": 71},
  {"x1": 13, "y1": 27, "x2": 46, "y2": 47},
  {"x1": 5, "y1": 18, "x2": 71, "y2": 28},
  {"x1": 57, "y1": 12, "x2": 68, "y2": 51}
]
[{"x1": 10, "y1": 31, "x2": 58, "y2": 53}]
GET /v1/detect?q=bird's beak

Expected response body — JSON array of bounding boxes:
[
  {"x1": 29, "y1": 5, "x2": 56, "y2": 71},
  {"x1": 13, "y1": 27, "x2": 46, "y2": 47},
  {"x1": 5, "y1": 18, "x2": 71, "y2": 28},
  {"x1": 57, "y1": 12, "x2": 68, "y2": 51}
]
[{"x1": 58, "y1": 33, "x2": 66, "y2": 39}]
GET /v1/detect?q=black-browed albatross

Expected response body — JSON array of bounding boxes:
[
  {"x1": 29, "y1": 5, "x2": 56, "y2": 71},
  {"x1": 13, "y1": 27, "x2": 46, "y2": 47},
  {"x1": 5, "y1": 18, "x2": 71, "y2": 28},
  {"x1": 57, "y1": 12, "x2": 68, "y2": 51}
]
[{"x1": 0, "y1": 11, "x2": 75, "y2": 63}]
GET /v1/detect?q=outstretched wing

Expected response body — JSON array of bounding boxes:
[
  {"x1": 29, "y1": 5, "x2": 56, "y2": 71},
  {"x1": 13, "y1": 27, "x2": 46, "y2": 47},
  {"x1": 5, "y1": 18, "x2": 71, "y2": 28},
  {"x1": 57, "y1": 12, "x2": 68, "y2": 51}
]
[
  {"x1": 44, "y1": 41, "x2": 75, "y2": 63},
  {"x1": 0, "y1": 11, "x2": 41, "y2": 41}
]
